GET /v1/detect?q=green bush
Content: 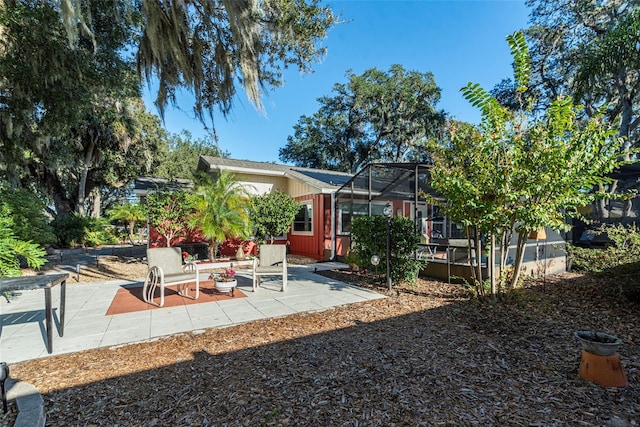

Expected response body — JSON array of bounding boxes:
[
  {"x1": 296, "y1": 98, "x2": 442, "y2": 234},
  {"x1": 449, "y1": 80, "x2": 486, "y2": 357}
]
[
  {"x1": 568, "y1": 223, "x2": 640, "y2": 303},
  {"x1": 0, "y1": 187, "x2": 55, "y2": 246},
  {"x1": 350, "y1": 215, "x2": 424, "y2": 284},
  {"x1": 52, "y1": 214, "x2": 118, "y2": 247},
  {"x1": 0, "y1": 204, "x2": 47, "y2": 277},
  {"x1": 249, "y1": 191, "x2": 301, "y2": 243}
]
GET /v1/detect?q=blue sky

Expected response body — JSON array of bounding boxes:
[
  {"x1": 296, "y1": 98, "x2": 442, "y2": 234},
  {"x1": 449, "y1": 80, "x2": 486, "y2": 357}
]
[{"x1": 142, "y1": 0, "x2": 530, "y2": 164}]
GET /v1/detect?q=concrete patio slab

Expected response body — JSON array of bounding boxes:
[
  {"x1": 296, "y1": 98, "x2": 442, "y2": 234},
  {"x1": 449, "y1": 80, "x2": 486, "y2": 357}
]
[{"x1": 0, "y1": 262, "x2": 385, "y2": 364}]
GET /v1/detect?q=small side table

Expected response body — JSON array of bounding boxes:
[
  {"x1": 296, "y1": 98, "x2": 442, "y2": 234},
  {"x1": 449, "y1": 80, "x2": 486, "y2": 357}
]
[{"x1": 0, "y1": 273, "x2": 69, "y2": 354}]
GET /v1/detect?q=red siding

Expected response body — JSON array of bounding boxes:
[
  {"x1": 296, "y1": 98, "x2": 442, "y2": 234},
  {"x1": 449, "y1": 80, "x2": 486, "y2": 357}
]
[{"x1": 288, "y1": 194, "x2": 326, "y2": 260}]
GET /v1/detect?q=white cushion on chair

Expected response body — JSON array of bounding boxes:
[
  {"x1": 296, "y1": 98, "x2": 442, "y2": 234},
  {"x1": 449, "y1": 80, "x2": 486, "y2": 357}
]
[
  {"x1": 143, "y1": 247, "x2": 200, "y2": 306},
  {"x1": 252, "y1": 244, "x2": 287, "y2": 292}
]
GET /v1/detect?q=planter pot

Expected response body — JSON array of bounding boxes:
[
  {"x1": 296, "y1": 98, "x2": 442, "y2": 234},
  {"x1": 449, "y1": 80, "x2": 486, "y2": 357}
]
[
  {"x1": 215, "y1": 280, "x2": 237, "y2": 294},
  {"x1": 575, "y1": 331, "x2": 628, "y2": 387},
  {"x1": 575, "y1": 331, "x2": 622, "y2": 356}
]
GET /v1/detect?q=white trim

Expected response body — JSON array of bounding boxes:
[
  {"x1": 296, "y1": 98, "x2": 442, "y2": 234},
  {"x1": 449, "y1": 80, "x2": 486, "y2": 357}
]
[
  {"x1": 292, "y1": 200, "x2": 314, "y2": 236},
  {"x1": 214, "y1": 165, "x2": 286, "y2": 177}
]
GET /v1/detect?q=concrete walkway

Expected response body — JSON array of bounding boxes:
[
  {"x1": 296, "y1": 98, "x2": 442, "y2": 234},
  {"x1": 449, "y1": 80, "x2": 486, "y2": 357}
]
[{"x1": 0, "y1": 262, "x2": 385, "y2": 364}]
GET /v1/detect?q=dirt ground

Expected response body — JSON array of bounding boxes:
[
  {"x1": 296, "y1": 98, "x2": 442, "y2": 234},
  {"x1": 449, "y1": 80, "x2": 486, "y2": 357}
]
[{"x1": 5, "y1": 251, "x2": 640, "y2": 426}]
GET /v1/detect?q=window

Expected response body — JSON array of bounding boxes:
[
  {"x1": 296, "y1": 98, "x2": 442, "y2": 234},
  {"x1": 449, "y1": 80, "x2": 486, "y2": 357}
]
[
  {"x1": 292, "y1": 201, "x2": 313, "y2": 235},
  {"x1": 338, "y1": 201, "x2": 386, "y2": 234}
]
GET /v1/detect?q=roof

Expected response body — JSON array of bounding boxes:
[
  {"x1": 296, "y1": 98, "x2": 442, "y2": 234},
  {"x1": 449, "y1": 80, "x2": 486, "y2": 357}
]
[
  {"x1": 198, "y1": 156, "x2": 354, "y2": 193},
  {"x1": 335, "y1": 162, "x2": 438, "y2": 201},
  {"x1": 133, "y1": 176, "x2": 193, "y2": 196}
]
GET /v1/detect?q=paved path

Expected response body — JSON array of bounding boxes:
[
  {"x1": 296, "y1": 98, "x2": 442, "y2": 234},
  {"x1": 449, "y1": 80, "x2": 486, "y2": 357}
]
[{"x1": 0, "y1": 262, "x2": 385, "y2": 364}]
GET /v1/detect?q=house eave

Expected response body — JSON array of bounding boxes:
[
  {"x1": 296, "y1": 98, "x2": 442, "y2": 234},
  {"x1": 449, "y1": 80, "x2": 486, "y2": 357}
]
[{"x1": 212, "y1": 164, "x2": 286, "y2": 177}]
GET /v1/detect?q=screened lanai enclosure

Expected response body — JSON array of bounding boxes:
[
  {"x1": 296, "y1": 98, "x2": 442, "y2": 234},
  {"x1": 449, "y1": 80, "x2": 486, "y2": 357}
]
[{"x1": 333, "y1": 162, "x2": 567, "y2": 282}]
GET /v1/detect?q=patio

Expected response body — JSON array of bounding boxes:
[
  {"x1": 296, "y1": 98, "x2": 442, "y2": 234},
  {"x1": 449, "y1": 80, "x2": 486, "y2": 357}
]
[{"x1": 0, "y1": 262, "x2": 384, "y2": 364}]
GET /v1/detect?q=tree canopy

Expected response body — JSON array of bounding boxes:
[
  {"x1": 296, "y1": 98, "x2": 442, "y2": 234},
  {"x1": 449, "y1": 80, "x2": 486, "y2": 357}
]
[
  {"x1": 525, "y1": 0, "x2": 640, "y2": 154},
  {"x1": 279, "y1": 65, "x2": 446, "y2": 172},
  {"x1": 57, "y1": 0, "x2": 338, "y2": 125},
  {"x1": 0, "y1": 1, "x2": 159, "y2": 218},
  {"x1": 0, "y1": 0, "x2": 337, "y2": 223},
  {"x1": 428, "y1": 32, "x2": 628, "y2": 298},
  {"x1": 154, "y1": 131, "x2": 228, "y2": 180}
]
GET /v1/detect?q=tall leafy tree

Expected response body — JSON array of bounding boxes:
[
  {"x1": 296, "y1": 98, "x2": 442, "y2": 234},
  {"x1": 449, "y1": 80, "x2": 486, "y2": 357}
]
[
  {"x1": 155, "y1": 131, "x2": 229, "y2": 180},
  {"x1": 0, "y1": 1, "x2": 162, "y2": 219},
  {"x1": 1, "y1": 0, "x2": 336, "y2": 222},
  {"x1": 428, "y1": 32, "x2": 628, "y2": 298},
  {"x1": 524, "y1": 0, "x2": 640, "y2": 217},
  {"x1": 189, "y1": 170, "x2": 251, "y2": 260},
  {"x1": 280, "y1": 65, "x2": 446, "y2": 172}
]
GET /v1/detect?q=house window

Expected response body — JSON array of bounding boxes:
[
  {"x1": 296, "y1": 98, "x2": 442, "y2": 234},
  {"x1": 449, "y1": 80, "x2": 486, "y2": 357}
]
[
  {"x1": 292, "y1": 200, "x2": 313, "y2": 235},
  {"x1": 338, "y1": 201, "x2": 386, "y2": 234}
]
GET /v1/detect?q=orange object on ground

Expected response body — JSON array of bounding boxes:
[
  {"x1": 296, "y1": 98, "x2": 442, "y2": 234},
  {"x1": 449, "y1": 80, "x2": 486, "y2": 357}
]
[{"x1": 578, "y1": 350, "x2": 628, "y2": 388}]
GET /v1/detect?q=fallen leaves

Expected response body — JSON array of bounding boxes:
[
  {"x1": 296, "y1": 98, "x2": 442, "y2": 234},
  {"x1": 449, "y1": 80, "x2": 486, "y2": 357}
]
[{"x1": 9, "y1": 257, "x2": 640, "y2": 426}]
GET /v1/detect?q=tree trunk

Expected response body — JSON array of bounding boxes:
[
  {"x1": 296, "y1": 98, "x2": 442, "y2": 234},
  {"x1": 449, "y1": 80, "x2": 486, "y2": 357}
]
[
  {"x1": 128, "y1": 219, "x2": 136, "y2": 244},
  {"x1": 33, "y1": 166, "x2": 74, "y2": 219},
  {"x1": 510, "y1": 231, "x2": 528, "y2": 290},
  {"x1": 77, "y1": 138, "x2": 97, "y2": 216},
  {"x1": 489, "y1": 233, "x2": 496, "y2": 297},
  {"x1": 88, "y1": 187, "x2": 101, "y2": 218}
]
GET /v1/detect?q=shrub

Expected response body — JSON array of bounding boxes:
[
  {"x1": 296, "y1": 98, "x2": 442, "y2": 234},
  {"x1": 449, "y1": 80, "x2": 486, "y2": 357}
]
[
  {"x1": 0, "y1": 187, "x2": 55, "y2": 246},
  {"x1": 568, "y1": 223, "x2": 640, "y2": 303},
  {"x1": 350, "y1": 215, "x2": 424, "y2": 283},
  {"x1": 0, "y1": 204, "x2": 46, "y2": 277},
  {"x1": 52, "y1": 214, "x2": 118, "y2": 247},
  {"x1": 249, "y1": 192, "x2": 302, "y2": 243}
]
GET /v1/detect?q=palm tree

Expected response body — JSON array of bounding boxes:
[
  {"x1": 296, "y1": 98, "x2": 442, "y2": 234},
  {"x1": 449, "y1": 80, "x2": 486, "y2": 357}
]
[
  {"x1": 107, "y1": 202, "x2": 147, "y2": 245},
  {"x1": 189, "y1": 170, "x2": 252, "y2": 260}
]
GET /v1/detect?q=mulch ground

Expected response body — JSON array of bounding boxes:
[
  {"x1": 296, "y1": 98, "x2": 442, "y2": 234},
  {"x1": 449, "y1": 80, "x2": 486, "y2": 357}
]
[{"x1": 5, "y1": 253, "x2": 640, "y2": 426}]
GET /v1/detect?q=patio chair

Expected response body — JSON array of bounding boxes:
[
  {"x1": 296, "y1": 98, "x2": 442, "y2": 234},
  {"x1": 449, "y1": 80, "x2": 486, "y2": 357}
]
[
  {"x1": 143, "y1": 247, "x2": 200, "y2": 307},
  {"x1": 252, "y1": 244, "x2": 287, "y2": 292}
]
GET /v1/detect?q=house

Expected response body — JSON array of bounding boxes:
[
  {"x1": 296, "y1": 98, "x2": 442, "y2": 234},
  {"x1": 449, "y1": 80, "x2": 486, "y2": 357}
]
[
  {"x1": 198, "y1": 158, "x2": 449, "y2": 262},
  {"x1": 198, "y1": 156, "x2": 354, "y2": 260},
  {"x1": 135, "y1": 158, "x2": 439, "y2": 262},
  {"x1": 136, "y1": 157, "x2": 567, "y2": 281}
]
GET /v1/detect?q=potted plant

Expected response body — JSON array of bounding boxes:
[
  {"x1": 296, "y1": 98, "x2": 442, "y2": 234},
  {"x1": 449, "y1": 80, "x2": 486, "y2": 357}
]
[{"x1": 209, "y1": 268, "x2": 237, "y2": 295}]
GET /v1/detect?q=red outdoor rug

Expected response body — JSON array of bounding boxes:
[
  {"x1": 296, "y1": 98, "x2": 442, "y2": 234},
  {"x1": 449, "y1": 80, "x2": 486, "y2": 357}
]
[{"x1": 106, "y1": 280, "x2": 247, "y2": 315}]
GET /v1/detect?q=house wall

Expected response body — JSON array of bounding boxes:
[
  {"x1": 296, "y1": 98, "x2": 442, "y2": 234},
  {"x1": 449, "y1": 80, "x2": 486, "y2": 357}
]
[
  {"x1": 231, "y1": 173, "x2": 323, "y2": 259},
  {"x1": 230, "y1": 173, "x2": 325, "y2": 260},
  {"x1": 286, "y1": 180, "x2": 316, "y2": 198},
  {"x1": 232, "y1": 173, "x2": 288, "y2": 195},
  {"x1": 287, "y1": 193, "x2": 326, "y2": 260}
]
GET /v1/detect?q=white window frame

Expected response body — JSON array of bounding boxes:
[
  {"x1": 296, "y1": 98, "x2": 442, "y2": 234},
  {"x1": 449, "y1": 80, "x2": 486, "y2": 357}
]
[{"x1": 292, "y1": 200, "x2": 313, "y2": 236}]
